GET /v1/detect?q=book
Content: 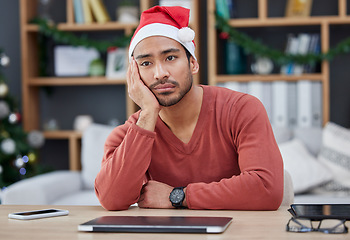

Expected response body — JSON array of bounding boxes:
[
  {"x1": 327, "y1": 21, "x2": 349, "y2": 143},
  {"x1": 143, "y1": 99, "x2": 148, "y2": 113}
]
[
  {"x1": 89, "y1": 0, "x2": 110, "y2": 23},
  {"x1": 216, "y1": 0, "x2": 230, "y2": 20},
  {"x1": 281, "y1": 34, "x2": 299, "y2": 75},
  {"x1": 225, "y1": 40, "x2": 246, "y2": 74},
  {"x1": 293, "y1": 33, "x2": 311, "y2": 75},
  {"x1": 304, "y1": 34, "x2": 320, "y2": 73},
  {"x1": 73, "y1": 0, "x2": 84, "y2": 24},
  {"x1": 81, "y1": 0, "x2": 94, "y2": 23}
]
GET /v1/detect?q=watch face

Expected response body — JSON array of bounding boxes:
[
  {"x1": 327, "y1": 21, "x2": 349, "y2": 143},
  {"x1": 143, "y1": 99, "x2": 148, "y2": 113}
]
[{"x1": 170, "y1": 188, "x2": 184, "y2": 204}]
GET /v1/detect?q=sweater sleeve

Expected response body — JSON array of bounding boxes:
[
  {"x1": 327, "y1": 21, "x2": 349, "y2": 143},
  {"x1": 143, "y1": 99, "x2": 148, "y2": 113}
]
[
  {"x1": 94, "y1": 116, "x2": 156, "y2": 210},
  {"x1": 186, "y1": 95, "x2": 284, "y2": 210}
]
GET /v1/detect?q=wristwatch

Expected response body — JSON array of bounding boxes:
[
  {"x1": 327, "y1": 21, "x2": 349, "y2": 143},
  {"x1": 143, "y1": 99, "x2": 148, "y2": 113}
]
[{"x1": 169, "y1": 187, "x2": 185, "y2": 208}]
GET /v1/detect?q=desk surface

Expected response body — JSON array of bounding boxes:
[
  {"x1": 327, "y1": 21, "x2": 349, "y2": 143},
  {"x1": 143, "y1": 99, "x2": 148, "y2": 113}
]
[{"x1": 0, "y1": 205, "x2": 348, "y2": 240}]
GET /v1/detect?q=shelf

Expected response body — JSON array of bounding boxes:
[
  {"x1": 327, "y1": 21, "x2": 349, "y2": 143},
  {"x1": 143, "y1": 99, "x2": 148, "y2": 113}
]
[
  {"x1": 25, "y1": 22, "x2": 138, "y2": 32},
  {"x1": 44, "y1": 130, "x2": 82, "y2": 139},
  {"x1": 216, "y1": 74, "x2": 324, "y2": 83},
  {"x1": 228, "y1": 16, "x2": 350, "y2": 27},
  {"x1": 28, "y1": 77, "x2": 126, "y2": 86}
]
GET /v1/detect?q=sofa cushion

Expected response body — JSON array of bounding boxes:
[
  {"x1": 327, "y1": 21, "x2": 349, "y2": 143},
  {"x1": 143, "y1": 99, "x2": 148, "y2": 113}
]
[
  {"x1": 81, "y1": 123, "x2": 115, "y2": 189},
  {"x1": 279, "y1": 139, "x2": 332, "y2": 194},
  {"x1": 293, "y1": 127, "x2": 322, "y2": 156},
  {"x1": 317, "y1": 122, "x2": 350, "y2": 192}
]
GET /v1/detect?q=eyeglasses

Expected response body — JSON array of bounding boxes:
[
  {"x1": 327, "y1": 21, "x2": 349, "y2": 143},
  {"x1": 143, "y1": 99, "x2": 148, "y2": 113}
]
[{"x1": 286, "y1": 217, "x2": 348, "y2": 234}]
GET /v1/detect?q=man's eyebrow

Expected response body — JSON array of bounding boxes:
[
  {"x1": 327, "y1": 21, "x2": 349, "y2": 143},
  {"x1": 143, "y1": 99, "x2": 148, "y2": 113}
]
[
  {"x1": 135, "y1": 48, "x2": 181, "y2": 60},
  {"x1": 135, "y1": 53, "x2": 152, "y2": 60},
  {"x1": 161, "y1": 48, "x2": 181, "y2": 55}
]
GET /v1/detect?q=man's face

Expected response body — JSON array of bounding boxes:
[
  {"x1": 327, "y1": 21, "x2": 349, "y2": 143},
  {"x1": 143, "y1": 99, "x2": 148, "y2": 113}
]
[{"x1": 133, "y1": 36, "x2": 198, "y2": 107}]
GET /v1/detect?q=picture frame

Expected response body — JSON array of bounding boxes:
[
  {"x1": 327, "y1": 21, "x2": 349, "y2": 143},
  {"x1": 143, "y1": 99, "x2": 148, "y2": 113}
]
[
  {"x1": 106, "y1": 47, "x2": 127, "y2": 80},
  {"x1": 285, "y1": 0, "x2": 313, "y2": 18}
]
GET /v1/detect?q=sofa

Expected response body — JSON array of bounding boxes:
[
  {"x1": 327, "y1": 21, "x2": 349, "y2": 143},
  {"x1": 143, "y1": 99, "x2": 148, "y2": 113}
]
[
  {"x1": 3, "y1": 122, "x2": 349, "y2": 206},
  {"x1": 274, "y1": 122, "x2": 350, "y2": 204}
]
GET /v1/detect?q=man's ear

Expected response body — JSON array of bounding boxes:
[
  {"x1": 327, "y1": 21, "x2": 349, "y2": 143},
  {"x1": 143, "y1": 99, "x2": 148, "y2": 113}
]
[{"x1": 190, "y1": 56, "x2": 199, "y2": 75}]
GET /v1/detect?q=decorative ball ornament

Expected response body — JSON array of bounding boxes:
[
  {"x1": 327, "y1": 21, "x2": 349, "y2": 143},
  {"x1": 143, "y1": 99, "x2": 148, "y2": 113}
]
[
  {"x1": 8, "y1": 113, "x2": 19, "y2": 124},
  {"x1": 27, "y1": 152, "x2": 37, "y2": 163},
  {"x1": 0, "y1": 53, "x2": 10, "y2": 67},
  {"x1": 178, "y1": 27, "x2": 195, "y2": 43},
  {"x1": 27, "y1": 130, "x2": 45, "y2": 148},
  {"x1": 0, "y1": 101, "x2": 10, "y2": 119},
  {"x1": 0, "y1": 130, "x2": 10, "y2": 138},
  {"x1": 15, "y1": 156, "x2": 25, "y2": 168},
  {"x1": 251, "y1": 57, "x2": 274, "y2": 75},
  {"x1": 0, "y1": 82, "x2": 9, "y2": 97},
  {"x1": 1, "y1": 138, "x2": 16, "y2": 155}
]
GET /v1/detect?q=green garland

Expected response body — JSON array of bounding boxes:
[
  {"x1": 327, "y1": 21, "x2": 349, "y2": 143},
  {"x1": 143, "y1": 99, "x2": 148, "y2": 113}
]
[
  {"x1": 31, "y1": 18, "x2": 132, "y2": 52},
  {"x1": 216, "y1": 15, "x2": 350, "y2": 65},
  {"x1": 32, "y1": 17, "x2": 350, "y2": 66}
]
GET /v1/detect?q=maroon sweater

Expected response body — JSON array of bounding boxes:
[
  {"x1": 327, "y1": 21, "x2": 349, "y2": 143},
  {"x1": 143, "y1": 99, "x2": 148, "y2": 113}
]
[{"x1": 95, "y1": 85, "x2": 283, "y2": 210}]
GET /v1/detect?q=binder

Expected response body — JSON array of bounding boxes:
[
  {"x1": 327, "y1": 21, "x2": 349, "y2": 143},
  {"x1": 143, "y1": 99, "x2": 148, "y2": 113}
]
[
  {"x1": 272, "y1": 81, "x2": 288, "y2": 127},
  {"x1": 287, "y1": 82, "x2": 298, "y2": 127},
  {"x1": 297, "y1": 80, "x2": 312, "y2": 127},
  {"x1": 311, "y1": 81, "x2": 322, "y2": 127}
]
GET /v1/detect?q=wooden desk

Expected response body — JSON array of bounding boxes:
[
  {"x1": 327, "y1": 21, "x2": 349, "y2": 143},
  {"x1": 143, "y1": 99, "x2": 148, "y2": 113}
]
[{"x1": 0, "y1": 205, "x2": 348, "y2": 239}]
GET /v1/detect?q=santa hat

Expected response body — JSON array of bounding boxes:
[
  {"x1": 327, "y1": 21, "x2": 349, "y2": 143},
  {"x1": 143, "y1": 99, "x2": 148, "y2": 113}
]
[{"x1": 129, "y1": 6, "x2": 196, "y2": 60}]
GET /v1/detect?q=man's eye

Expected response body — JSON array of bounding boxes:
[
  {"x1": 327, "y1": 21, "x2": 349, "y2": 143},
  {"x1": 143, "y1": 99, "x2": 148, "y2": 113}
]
[
  {"x1": 140, "y1": 61, "x2": 151, "y2": 66},
  {"x1": 166, "y1": 56, "x2": 176, "y2": 61}
]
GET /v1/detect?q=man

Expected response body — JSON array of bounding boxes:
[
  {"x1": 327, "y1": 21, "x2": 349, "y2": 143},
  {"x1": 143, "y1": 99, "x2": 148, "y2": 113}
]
[{"x1": 95, "y1": 6, "x2": 283, "y2": 211}]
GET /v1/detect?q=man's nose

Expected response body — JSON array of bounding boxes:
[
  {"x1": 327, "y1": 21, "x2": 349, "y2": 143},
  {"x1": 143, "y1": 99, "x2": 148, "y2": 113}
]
[{"x1": 154, "y1": 62, "x2": 169, "y2": 80}]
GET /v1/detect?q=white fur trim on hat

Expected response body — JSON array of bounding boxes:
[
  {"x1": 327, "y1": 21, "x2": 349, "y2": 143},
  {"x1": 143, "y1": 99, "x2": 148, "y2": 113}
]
[
  {"x1": 129, "y1": 23, "x2": 196, "y2": 60},
  {"x1": 178, "y1": 27, "x2": 195, "y2": 43}
]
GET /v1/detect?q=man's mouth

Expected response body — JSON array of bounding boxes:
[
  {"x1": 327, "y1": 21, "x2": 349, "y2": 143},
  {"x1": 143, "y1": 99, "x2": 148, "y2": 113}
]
[{"x1": 152, "y1": 83, "x2": 176, "y2": 93}]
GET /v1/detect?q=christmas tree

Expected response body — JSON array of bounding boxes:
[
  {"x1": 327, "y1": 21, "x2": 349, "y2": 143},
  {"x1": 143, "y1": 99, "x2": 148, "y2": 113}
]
[{"x1": 0, "y1": 48, "x2": 45, "y2": 188}]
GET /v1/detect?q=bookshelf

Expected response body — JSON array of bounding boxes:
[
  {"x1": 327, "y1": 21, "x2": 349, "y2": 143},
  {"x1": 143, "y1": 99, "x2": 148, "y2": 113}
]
[
  {"x1": 207, "y1": 0, "x2": 350, "y2": 127},
  {"x1": 20, "y1": 0, "x2": 201, "y2": 170}
]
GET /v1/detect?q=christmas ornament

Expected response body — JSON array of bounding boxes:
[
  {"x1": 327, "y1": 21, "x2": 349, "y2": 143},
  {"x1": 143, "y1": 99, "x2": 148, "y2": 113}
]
[
  {"x1": 0, "y1": 130, "x2": 10, "y2": 138},
  {"x1": 251, "y1": 57, "x2": 274, "y2": 75},
  {"x1": 22, "y1": 155, "x2": 29, "y2": 163},
  {"x1": 27, "y1": 152, "x2": 37, "y2": 163},
  {"x1": 1, "y1": 138, "x2": 16, "y2": 155},
  {"x1": 0, "y1": 53, "x2": 10, "y2": 67},
  {"x1": 15, "y1": 156, "x2": 25, "y2": 168},
  {"x1": 19, "y1": 167, "x2": 26, "y2": 175},
  {"x1": 8, "y1": 113, "x2": 20, "y2": 124},
  {"x1": 0, "y1": 82, "x2": 9, "y2": 97},
  {"x1": 27, "y1": 130, "x2": 45, "y2": 148},
  {"x1": 0, "y1": 101, "x2": 10, "y2": 119}
]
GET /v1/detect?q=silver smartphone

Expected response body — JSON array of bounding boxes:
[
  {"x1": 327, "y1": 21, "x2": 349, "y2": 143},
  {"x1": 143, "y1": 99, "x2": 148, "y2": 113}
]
[{"x1": 8, "y1": 208, "x2": 69, "y2": 220}]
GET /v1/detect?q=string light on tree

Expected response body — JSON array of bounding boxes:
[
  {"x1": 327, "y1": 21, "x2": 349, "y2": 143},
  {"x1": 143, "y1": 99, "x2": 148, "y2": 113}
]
[{"x1": 0, "y1": 47, "x2": 47, "y2": 187}]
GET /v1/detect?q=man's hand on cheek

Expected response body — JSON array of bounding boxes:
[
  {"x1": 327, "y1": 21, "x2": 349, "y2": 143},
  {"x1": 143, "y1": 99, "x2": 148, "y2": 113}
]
[
  {"x1": 126, "y1": 58, "x2": 160, "y2": 113},
  {"x1": 137, "y1": 180, "x2": 174, "y2": 209}
]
